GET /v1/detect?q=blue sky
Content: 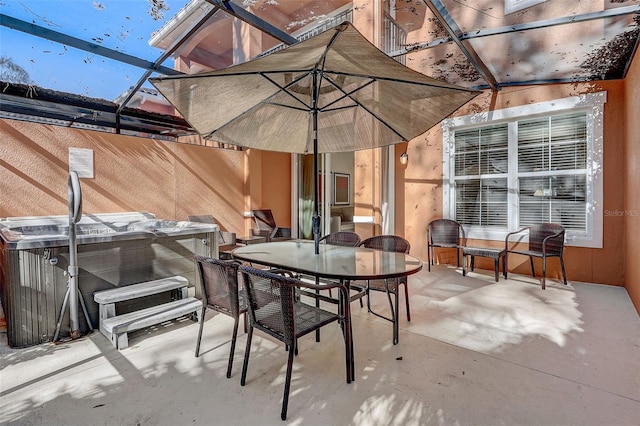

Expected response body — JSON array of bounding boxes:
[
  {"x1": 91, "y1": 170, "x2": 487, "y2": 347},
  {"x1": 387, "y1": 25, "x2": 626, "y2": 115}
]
[{"x1": 1, "y1": 0, "x2": 187, "y2": 100}]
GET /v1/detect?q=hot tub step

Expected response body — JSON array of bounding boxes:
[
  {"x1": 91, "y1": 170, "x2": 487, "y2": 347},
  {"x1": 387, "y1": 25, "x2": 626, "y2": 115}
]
[
  {"x1": 94, "y1": 275, "x2": 189, "y2": 305},
  {"x1": 93, "y1": 276, "x2": 190, "y2": 322},
  {"x1": 101, "y1": 297, "x2": 202, "y2": 349},
  {"x1": 93, "y1": 275, "x2": 198, "y2": 349}
]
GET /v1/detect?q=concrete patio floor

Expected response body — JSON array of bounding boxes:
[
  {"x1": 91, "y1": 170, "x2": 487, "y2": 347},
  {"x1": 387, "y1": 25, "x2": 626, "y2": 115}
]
[{"x1": 1, "y1": 265, "x2": 639, "y2": 425}]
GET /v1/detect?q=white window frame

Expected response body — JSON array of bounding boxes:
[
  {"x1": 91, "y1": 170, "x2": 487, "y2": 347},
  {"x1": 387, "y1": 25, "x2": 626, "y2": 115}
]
[
  {"x1": 442, "y1": 91, "x2": 606, "y2": 248},
  {"x1": 504, "y1": 0, "x2": 546, "y2": 15}
]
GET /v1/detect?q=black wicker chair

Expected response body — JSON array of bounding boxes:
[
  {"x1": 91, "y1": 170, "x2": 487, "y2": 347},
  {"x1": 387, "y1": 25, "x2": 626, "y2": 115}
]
[
  {"x1": 250, "y1": 209, "x2": 292, "y2": 242},
  {"x1": 319, "y1": 231, "x2": 361, "y2": 247},
  {"x1": 357, "y1": 235, "x2": 411, "y2": 345},
  {"x1": 505, "y1": 223, "x2": 568, "y2": 290},
  {"x1": 194, "y1": 256, "x2": 247, "y2": 378},
  {"x1": 427, "y1": 219, "x2": 466, "y2": 271},
  {"x1": 317, "y1": 231, "x2": 362, "y2": 300},
  {"x1": 239, "y1": 265, "x2": 346, "y2": 421}
]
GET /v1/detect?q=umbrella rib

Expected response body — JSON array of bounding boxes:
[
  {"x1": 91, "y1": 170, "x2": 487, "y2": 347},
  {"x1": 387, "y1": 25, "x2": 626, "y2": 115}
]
[
  {"x1": 202, "y1": 98, "x2": 308, "y2": 140},
  {"x1": 201, "y1": 71, "x2": 314, "y2": 140},
  {"x1": 320, "y1": 77, "x2": 376, "y2": 110},
  {"x1": 260, "y1": 71, "x2": 313, "y2": 110},
  {"x1": 323, "y1": 70, "x2": 476, "y2": 92},
  {"x1": 319, "y1": 76, "x2": 408, "y2": 141},
  {"x1": 262, "y1": 102, "x2": 309, "y2": 112}
]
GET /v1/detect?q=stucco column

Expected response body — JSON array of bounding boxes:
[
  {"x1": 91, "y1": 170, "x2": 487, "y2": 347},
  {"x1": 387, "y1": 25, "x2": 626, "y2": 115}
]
[
  {"x1": 352, "y1": 2, "x2": 385, "y2": 237},
  {"x1": 232, "y1": 13, "x2": 263, "y2": 65}
]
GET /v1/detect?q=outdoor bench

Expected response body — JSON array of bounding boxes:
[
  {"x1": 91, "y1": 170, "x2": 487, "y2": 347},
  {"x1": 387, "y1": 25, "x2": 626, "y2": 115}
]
[{"x1": 93, "y1": 276, "x2": 202, "y2": 349}]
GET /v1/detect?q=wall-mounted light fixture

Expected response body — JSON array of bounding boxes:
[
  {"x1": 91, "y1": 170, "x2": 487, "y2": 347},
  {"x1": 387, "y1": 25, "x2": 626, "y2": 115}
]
[{"x1": 400, "y1": 152, "x2": 408, "y2": 165}]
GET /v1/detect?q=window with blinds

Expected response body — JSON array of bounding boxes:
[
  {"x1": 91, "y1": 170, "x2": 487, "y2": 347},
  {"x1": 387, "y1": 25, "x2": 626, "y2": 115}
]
[
  {"x1": 453, "y1": 112, "x2": 588, "y2": 232},
  {"x1": 443, "y1": 92, "x2": 605, "y2": 248}
]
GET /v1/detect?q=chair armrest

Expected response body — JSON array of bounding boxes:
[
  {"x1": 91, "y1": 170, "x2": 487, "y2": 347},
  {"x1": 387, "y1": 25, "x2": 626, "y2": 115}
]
[
  {"x1": 268, "y1": 268, "x2": 296, "y2": 277},
  {"x1": 459, "y1": 225, "x2": 467, "y2": 247},
  {"x1": 541, "y1": 230, "x2": 565, "y2": 255},
  {"x1": 505, "y1": 227, "x2": 530, "y2": 251},
  {"x1": 294, "y1": 278, "x2": 342, "y2": 292}
]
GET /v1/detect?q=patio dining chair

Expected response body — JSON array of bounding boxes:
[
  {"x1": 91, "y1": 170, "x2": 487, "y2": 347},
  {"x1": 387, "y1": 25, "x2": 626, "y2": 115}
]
[
  {"x1": 238, "y1": 265, "x2": 346, "y2": 421},
  {"x1": 319, "y1": 231, "x2": 361, "y2": 247},
  {"x1": 194, "y1": 255, "x2": 247, "y2": 378},
  {"x1": 505, "y1": 223, "x2": 568, "y2": 290},
  {"x1": 317, "y1": 231, "x2": 362, "y2": 298},
  {"x1": 357, "y1": 235, "x2": 411, "y2": 345},
  {"x1": 250, "y1": 209, "x2": 292, "y2": 242},
  {"x1": 427, "y1": 218, "x2": 466, "y2": 271}
]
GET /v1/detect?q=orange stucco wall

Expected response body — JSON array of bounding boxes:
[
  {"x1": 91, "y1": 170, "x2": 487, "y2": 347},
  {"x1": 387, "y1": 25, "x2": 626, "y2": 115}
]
[
  {"x1": 255, "y1": 150, "x2": 292, "y2": 229},
  {"x1": 624, "y1": 47, "x2": 640, "y2": 314},
  {"x1": 0, "y1": 119, "x2": 263, "y2": 237},
  {"x1": 397, "y1": 80, "x2": 627, "y2": 288}
]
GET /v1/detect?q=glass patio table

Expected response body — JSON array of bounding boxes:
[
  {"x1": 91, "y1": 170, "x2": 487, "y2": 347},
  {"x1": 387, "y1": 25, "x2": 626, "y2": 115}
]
[{"x1": 232, "y1": 239, "x2": 423, "y2": 382}]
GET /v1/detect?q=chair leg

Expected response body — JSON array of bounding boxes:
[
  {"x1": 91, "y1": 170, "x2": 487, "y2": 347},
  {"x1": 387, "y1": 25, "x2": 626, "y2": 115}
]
[
  {"x1": 529, "y1": 256, "x2": 536, "y2": 278},
  {"x1": 462, "y1": 254, "x2": 468, "y2": 277},
  {"x1": 366, "y1": 282, "x2": 373, "y2": 314},
  {"x1": 226, "y1": 316, "x2": 240, "y2": 378},
  {"x1": 541, "y1": 255, "x2": 547, "y2": 290},
  {"x1": 494, "y1": 257, "x2": 499, "y2": 282},
  {"x1": 366, "y1": 281, "x2": 399, "y2": 344},
  {"x1": 281, "y1": 343, "x2": 296, "y2": 421},
  {"x1": 240, "y1": 326, "x2": 254, "y2": 386},
  {"x1": 195, "y1": 306, "x2": 207, "y2": 357},
  {"x1": 427, "y1": 244, "x2": 432, "y2": 272},
  {"x1": 560, "y1": 255, "x2": 568, "y2": 285},
  {"x1": 315, "y1": 288, "x2": 321, "y2": 343},
  {"x1": 393, "y1": 283, "x2": 399, "y2": 345},
  {"x1": 382, "y1": 279, "x2": 398, "y2": 345},
  {"x1": 403, "y1": 281, "x2": 411, "y2": 322},
  {"x1": 456, "y1": 247, "x2": 460, "y2": 267},
  {"x1": 503, "y1": 253, "x2": 508, "y2": 279}
]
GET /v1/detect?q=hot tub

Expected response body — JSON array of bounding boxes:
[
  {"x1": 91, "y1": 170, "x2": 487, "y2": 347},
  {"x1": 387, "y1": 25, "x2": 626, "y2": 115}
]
[{"x1": 0, "y1": 212, "x2": 218, "y2": 347}]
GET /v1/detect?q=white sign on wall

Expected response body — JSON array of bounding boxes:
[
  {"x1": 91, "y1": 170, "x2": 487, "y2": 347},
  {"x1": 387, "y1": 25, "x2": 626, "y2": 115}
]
[{"x1": 69, "y1": 148, "x2": 94, "y2": 178}]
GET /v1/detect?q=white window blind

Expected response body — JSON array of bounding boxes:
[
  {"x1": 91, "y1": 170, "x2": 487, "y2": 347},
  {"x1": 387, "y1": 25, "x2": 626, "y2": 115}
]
[
  {"x1": 454, "y1": 124, "x2": 508, "y2": 227},
  {"x1": 517, "y1": 113, "x2": 587, "y2": 230}
]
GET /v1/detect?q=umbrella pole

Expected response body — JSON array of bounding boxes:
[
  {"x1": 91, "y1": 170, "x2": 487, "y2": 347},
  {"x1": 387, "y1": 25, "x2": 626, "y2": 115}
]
[
  {"x1": 312, "y1": 71, "x2": 320, "y2": 255},
  {"x1": 68, "y1": 172, "x2": 82, "y2": 338}
]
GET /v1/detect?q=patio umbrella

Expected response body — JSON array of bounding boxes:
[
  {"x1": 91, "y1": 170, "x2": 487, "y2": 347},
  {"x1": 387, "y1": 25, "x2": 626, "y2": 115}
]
[{"x1": 150, "y1": 22, "x2": 479, "y2": 254}]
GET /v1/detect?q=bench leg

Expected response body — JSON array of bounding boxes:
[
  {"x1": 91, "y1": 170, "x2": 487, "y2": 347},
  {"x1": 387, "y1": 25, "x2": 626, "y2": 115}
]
[
  {"x1": 111, "y1": 331, "x2": 129, "y2": 349},
  {"x1": 99, "y1": 303, "x2": 116, "y2": 321}
]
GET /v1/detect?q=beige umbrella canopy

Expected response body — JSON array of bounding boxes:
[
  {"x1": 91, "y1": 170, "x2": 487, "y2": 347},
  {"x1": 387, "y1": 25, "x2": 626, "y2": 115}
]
[{"x1": 150, "y1": 22, "x2": 479, "y2": 251}]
